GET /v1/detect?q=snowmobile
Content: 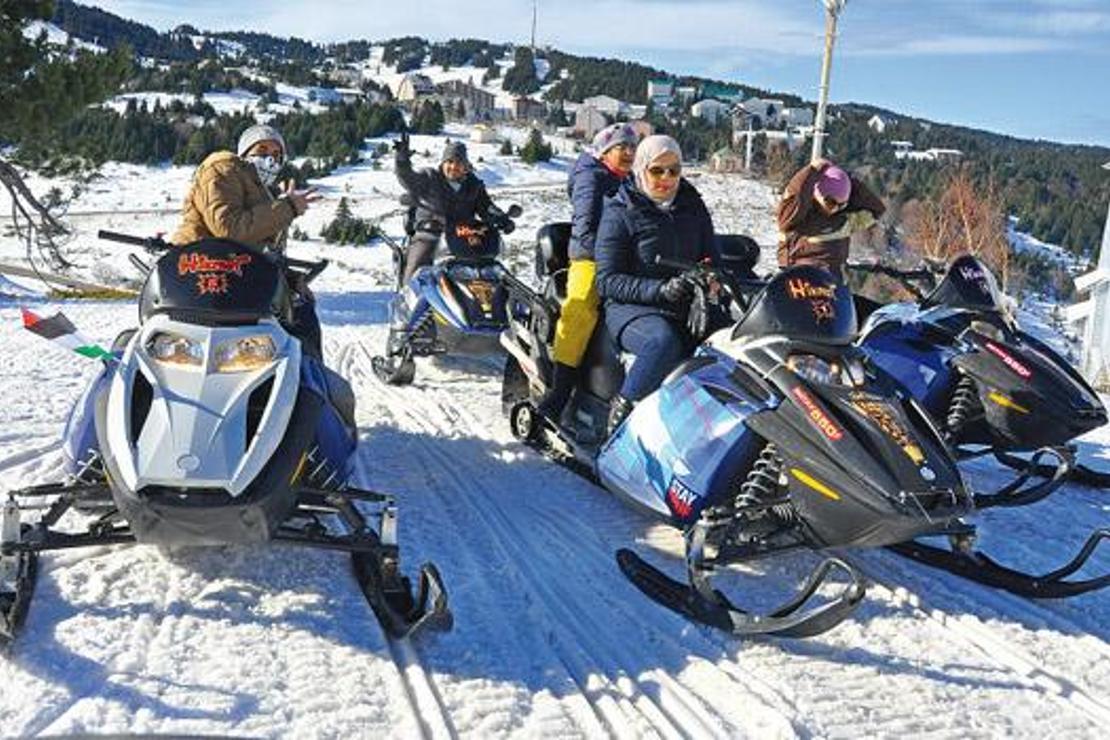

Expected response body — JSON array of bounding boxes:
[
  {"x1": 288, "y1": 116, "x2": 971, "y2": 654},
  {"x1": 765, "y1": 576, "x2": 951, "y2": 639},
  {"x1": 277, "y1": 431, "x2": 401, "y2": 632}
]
[
  {"x1": 371, "y1": 198, "x2": 523, "y2": 385},
  {"x1": 498, "y1": 226, "x2": 1110, "y2": 637},
  {"x1": 852, "y1": 254, "x2": 1109, "y2": 491},
  {"x1": 0, "y1": 232, "x2": 451, "y2": 648}
]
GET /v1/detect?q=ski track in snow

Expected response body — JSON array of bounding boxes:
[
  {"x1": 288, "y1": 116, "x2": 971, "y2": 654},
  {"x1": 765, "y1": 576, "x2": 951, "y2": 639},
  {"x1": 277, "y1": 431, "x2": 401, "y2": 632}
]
[{"x1": 0, "y1": 168, "x2": 1107, "y2": 737}]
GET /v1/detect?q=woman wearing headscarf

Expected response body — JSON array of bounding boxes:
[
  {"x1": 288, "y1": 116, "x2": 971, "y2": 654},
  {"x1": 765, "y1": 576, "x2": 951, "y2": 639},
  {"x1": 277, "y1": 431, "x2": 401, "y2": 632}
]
[
  {"x1": 594, "y1": 134, "x2": 718, "y2": 433},
  {"x1": 536, "y1": 122, "x2": 639, "y2": 422}
]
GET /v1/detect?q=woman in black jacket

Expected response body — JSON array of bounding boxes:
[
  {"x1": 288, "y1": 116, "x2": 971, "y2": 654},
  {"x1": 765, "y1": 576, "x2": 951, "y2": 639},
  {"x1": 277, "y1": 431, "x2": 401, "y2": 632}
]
[{"x1": 594, "y1": 135, "x2": 718, "y2": 433}]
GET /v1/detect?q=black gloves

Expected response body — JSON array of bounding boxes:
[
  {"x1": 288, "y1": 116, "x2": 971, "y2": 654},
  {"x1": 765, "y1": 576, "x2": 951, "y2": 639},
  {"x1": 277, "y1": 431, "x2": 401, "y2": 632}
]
[
  {"x1": 498, "y1": 217, "x2": 516, "y2": 234},
  {"x1": 659, "y1": 274, "x2": 695, "y2": 305}
]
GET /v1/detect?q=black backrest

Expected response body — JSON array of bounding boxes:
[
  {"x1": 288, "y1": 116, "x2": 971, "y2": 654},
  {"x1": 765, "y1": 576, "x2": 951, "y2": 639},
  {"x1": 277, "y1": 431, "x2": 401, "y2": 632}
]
[
  {"x1": 716, "y1": 234, "x2": 761, "y2": 279},
  {"x1": 534, "y1": 222, "x2": 572, "y2": 281}
]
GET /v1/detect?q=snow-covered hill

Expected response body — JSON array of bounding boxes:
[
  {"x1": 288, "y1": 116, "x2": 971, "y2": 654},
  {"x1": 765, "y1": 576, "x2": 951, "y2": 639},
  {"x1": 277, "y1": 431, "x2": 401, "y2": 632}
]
[{"x1": 1, "y1": 133, "x2": 1108, "y2": 738}]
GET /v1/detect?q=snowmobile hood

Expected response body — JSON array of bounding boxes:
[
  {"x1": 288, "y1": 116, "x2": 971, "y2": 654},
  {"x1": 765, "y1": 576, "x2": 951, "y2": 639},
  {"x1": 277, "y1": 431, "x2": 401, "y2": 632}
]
[
  {"x1": 922, "y1": 254, "x2": 1008, "y2": 315},
  {"x1": 954, "y1": 327, "x2": 1106, "y2": 446},
  {"x1": 104, "y1": 314, "x2": 301, "y2": 496}
]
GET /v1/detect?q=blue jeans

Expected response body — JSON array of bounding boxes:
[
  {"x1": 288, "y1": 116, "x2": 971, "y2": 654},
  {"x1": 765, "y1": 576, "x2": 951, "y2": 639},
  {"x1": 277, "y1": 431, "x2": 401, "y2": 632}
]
[{"x1": 617, "y1": 314, "x2": 688, "y2": 401}]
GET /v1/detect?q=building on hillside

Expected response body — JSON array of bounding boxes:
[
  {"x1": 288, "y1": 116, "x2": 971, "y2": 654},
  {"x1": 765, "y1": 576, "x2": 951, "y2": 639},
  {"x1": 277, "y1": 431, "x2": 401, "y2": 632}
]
[
  {"x1": 647, "y1": 79, "x2": 673, "y2": 101},
  {"x1": 738, "y1": 97, "x2": 786, "y2": 129},
  {"x1": 581, "y1": 95, "x2": 625, "y2": 118},
  {"x1": 701, "y1": 82, "x2": 745, "y2": 105},
  {"x1": 690, "y1": 98, "x2": 731, "y2": 126},
  {"x1": 335, "y1": 87, "x2": 365, "y2": 104},
  {"x1": 436, "y1": 79, "x2": 496, "y2": 121},
  {"x1": 326, "y1": 66, "x2": 363, "y2": 87},
  {"x1": 781, "y1": 107, "x2": 814, "y2": 128},
  {"x1": 574, "y1": 106, "x2": 607, "y2": 139},
  {"x1": 394, "y1": 73, "x2": 435, "y2": 102},
  {"x1": 513, "y1": 96, "x2": 548, "y2": 123},
  {"x1": 891, "y1": 140, "x2": 914, "y2": 156},
  {"x1": 868, "y1": 114, "x2": 892, "y2": 133},
  {"x1": 674, "y1": 86, "x2": 697, "y2": 104},
  {"x1": 306, "y1": 87, "x2": 342, "y2": 105},
  {"x1": 926, "y1": 148, "x2": 963, "y2": 162}
]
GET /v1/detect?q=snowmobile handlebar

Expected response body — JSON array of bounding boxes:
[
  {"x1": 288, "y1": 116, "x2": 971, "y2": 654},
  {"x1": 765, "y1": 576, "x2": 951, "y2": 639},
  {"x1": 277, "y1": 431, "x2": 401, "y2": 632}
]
[
  {"x1": 98, "y1": 229, "x2": 173, "y2": 252},
  {"x1": 98, "y1": 230, "x2": 328, "y2": 284},
  {"x1": 846, "y1": 261, "x2": 940, "y2": 301}
]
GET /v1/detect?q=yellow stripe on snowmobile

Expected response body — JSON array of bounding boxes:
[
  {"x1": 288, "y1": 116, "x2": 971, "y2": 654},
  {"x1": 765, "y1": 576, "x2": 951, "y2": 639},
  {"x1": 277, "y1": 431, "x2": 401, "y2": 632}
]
[
  {"x1": 790, "y1": 468, "x2": 841, "y2": 501},
  {"x1": 290, "y1": 452, "x2": 308, "y2": 485},
  {"x1": 987, "y1": 392, "x2": 1030, "y2": 414}
]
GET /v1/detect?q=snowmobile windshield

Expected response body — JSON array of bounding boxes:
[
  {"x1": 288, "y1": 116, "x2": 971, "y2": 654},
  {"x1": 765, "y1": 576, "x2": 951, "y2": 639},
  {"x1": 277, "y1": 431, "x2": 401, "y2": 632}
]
[
  {"x1": 921, "y1": 255, "x2": 1005, "y2": 314},
  {"x1": 731, "y1": 265, "x2": 856, "y2": 345},
  {"x1": 444, "y1": 221, "x2": 500, "y2": 259},
  {"x1": 139, "y1": 239, "x2": 291, "y2": 325}
]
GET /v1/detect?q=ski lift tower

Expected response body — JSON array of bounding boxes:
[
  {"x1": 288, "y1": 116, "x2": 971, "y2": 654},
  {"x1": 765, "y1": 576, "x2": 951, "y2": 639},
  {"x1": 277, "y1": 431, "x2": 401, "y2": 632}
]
[
  {"x1": 1067, "y1": 160, "x2": 1110, "y2": 390},
  {"x1": 811, "y1": 0, "x2": 848, "y2": 162}
]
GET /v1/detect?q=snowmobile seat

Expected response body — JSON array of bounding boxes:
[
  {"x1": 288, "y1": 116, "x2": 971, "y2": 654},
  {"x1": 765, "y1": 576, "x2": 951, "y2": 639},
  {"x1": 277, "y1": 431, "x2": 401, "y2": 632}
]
[
  {"x1": 579, "y1": 319, "x2": 624, "y2": 402},
  {"x1": 535, "y1": 222, "x2": 571, "y2": 300},
  {"x1": 716, "y1": 234, "x2": 760, "y2": 280}
]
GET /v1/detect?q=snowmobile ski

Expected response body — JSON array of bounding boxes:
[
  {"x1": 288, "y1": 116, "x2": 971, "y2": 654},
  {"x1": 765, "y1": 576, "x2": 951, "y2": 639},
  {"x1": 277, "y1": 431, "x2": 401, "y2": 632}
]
[
  {"x1": 993, "y1": 449, "x2": 1110, "y2": 490},
  {"x1": 887, "y1": 528, "x2": 1110, "y2": 599},
  {"x1": 970, "y1": 446, "x2": 1070, "y2": 510},
  {"x1": 352, "y1": 554, "x2": 452, "y2": 639},
  {"x1": 616, "y1": 549, "x2": 867, "y2": 638}
]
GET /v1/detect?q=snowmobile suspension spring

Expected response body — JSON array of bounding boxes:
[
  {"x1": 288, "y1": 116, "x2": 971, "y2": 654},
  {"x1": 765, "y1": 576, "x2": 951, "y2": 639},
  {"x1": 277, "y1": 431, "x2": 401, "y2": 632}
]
[
  {"x1": 946, "y1": 375, "x2": 980, "y2": 437},
  {"x1": 735, "y1": 444, "x2": 784, "y2": 511}
]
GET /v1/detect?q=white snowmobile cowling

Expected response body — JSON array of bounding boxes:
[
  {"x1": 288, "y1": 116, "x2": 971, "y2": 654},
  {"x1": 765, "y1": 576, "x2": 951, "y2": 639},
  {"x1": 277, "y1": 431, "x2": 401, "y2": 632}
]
[{"x1": 104, "y1": 314, "x2": 301, "y2": 496}]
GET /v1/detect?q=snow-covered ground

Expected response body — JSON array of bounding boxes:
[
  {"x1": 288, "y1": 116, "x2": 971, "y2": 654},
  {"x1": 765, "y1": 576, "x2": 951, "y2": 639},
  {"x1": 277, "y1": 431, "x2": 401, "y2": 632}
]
[{"x1": 1, "y1": 142, "x2": 1108, "y2": 738}]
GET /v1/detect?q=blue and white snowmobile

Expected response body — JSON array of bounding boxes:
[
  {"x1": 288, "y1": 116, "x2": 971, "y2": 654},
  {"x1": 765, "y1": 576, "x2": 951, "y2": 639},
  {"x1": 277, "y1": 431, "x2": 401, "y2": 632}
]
[
  {"x1": 371, "y1": 200, "x2": 522, "y2": 385},
  {"x1": 0, "y1": 232, "x2": 451, "y2": 647},
  {"x1": 499, "y1": 226, "x2": 1109, "y2": 637},
  {"x1": 853, "y1": 254, "x2": 1109, "y2": 490}
]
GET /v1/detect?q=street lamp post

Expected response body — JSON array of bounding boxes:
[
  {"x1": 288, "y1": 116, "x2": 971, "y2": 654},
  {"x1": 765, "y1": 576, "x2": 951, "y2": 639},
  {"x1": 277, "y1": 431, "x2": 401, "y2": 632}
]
[{"x1": 811, "y1": 0, "x2": 848, "y2": 163}]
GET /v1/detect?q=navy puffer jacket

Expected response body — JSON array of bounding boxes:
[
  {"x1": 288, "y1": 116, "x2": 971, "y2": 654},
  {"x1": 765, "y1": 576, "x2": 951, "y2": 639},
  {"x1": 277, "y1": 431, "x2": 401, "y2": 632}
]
[
  {"x1": 595, "y1": 178, "x2": 718, "y2": 335},
  {"x1": 567, "y1": 152, "x2": 625, "y2": 260}
]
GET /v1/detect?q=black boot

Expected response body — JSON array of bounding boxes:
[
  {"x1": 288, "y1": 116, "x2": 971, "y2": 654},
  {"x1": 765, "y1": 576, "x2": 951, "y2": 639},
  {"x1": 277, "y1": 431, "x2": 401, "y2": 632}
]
[
  {"x1": 536, "y1": 362, "x2": 577, "y2": 422},
  {"x1": 607, "y1": 395, "x2": 634, "y2": 438}
]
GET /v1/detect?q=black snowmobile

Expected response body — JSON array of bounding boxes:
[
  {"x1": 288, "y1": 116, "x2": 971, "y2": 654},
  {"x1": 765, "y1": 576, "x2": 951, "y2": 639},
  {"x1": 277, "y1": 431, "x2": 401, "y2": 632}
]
[
  {"x1": 497, "y1": 225, "x2": 1109, "y2": 637},
  {"x1": 0, "y1": 232, "x2": 451, "y2": 648},
  {"x1": 853, "y1": 254, "x2": 1109, "y2": 490}
]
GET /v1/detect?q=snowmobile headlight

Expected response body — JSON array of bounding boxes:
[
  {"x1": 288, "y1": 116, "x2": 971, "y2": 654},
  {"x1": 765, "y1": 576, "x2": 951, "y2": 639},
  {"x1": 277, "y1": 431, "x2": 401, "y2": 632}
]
[
  {"x1": 146, "y1": 332, "x2": 203, "y2": 367},
  {"x1": 787, "y1": 353, "x2": 863, "y2": 387},
  {"x1": 214, "y1": 336, "x2": 276, "y2": 373}
]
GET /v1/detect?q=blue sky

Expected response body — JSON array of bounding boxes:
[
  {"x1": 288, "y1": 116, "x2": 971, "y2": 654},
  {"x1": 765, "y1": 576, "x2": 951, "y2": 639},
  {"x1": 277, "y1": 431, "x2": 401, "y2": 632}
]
[{"x1": 86, "y1": 1, "x2": 1110, "y2": 148}]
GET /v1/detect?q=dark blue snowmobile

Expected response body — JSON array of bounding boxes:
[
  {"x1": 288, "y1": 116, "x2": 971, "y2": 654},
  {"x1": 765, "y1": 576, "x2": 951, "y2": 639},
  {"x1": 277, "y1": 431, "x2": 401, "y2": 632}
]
[
  {"x1": 498, "y1": 224, "x2": 973, "y2": 637},
  {"x1": 371, "y1": 200, "x2": 522, "y2": 385},
  {"x1": 0, "y1": 232, "x2": 451, "y2": 647},
  {"x1": 853, "y1": 254, "x2": 1109, "y2": 491}
]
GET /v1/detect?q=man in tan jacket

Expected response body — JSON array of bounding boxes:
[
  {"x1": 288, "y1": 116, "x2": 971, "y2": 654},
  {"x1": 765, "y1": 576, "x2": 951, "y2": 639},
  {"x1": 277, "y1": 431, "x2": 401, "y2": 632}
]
[
  {"x1": 172, "y1": 124, "x2": 324, "y2": 353},
  {"x1": 172, "y1": 124, "x2": 318, "y2": 248}
]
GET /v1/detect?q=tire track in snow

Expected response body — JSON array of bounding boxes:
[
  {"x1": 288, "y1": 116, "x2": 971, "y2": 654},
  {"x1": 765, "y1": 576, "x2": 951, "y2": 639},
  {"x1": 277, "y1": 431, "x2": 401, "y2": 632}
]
[
  {"x1": 337, "y1": 331, "x2": 612, "y2": 738},
  {"x1": 333, "y1": 338, "x2": 456, "y2": 740},
  {"x1": 846, "y1": 551, "x2": 1110, "y2": 728},
  {"x1": 350, "y1": 338, "x2": 791, "y2": 739}
]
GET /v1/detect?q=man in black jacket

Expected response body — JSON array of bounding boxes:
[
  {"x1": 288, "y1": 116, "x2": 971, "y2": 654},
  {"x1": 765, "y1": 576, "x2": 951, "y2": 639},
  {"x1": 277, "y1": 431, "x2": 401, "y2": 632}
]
[{"x1": 393, "y1": 133, "x2": 512, "y2": 284}]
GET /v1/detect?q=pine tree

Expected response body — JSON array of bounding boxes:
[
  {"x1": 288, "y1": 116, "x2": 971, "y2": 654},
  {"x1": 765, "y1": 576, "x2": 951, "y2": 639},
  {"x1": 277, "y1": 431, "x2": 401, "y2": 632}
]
[{"x1": 519, "y1": 128, "x2": 552, "y2": 164}]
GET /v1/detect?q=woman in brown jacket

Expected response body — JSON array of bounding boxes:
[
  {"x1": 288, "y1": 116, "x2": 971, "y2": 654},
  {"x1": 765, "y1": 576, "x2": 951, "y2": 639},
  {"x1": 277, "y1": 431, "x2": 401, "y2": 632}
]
[
  {"x1": 171, "y1": 124, "x2": 324, "y2": 354},
  {"x1": 776, "y1": 159, "x2": 885, "y2": 282}
]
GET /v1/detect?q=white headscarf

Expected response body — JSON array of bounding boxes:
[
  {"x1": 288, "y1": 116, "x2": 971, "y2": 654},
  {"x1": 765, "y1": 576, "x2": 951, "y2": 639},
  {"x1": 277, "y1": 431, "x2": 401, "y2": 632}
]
[{"x1": 633, "y1": 134, "x2": 683, "y2": 208}]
